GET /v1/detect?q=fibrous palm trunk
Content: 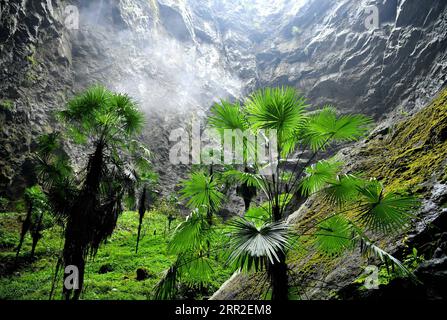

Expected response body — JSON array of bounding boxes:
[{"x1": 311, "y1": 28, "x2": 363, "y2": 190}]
[
  {"x1": 30, "y1": 210, "x2": 44, "y2": 258},
  {"x1": 135, "y1": 185, "x2": 147, "y2": 253},
  {"x1": 63, "y1": 142, "x2": 104, "y2": 300},
  {"x1": 268, "y1": 204, "x2": 288, "y2": 300},
  {"x1": 15, "y1": 203, "x2": 32, "y2": 263}
]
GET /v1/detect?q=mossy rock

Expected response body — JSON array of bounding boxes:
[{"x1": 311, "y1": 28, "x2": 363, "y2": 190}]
[{"x1": 136, "y1": 267, "x2": 154, "y2": 281}]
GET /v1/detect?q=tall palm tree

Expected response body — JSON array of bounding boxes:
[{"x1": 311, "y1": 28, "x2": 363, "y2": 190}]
[
  {"x1": 39, "y1": 85, "x2": 145, "y2": 300},
  {"x1": 155, "y1": 87, "x2": 419, "y2": 300},
  {"x1": 207, "y1": 87, "x2": 419, "y2": 300}
]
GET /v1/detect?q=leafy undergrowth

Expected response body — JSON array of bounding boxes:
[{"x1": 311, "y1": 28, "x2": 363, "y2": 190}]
[{"x1": 0, "y1": 211, "x2": 233, "y2": 300}]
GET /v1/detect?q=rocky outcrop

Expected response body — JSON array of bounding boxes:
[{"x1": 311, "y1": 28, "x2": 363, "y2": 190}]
[
  {"x1": 0, "y1": 0, "x2": 73, "y2": 199},
  {"x1": 255, "y1": 0, "x2": 447, "y2": 119}
]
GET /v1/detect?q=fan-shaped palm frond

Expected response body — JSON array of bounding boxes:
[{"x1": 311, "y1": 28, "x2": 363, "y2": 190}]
[
  {"x1": 154, "y1": 258, "x2": 180, "y2": 300},
  {"x1": 154, "y1": 251, "x2": 215, "y2": 300},
  {"x1": 323, "y1": 174, "x2": 365, "y2": 207},
  {"x1": 208, "y1": 100, "x2": 248, "y2": 132},
  {"x1": 110, "y1": 93, "x2": 145, "y2": 135},
  {"x1": 180, "y1": 253, "x2": 214, "y2": 284},
  {"x1": 37, "y1": 132, "x2": 61, "y2": 156},
  {"x1": 299, "y1": 159, "x2": 342, "y2": 196},
  {"x1": 245, "y1": 87, "x2": 308, "y2": 142},
  {"x1": 168, "y1": 208, "x2": 212, "y2": 254},
  {"x1": 222, "y1": 169, "x2": 266, "y2": 195},
  {"x1": 314, "y1": 215, "x2": 353, "y2": 255},
  {"x1": 180, "y1": 171, "x2": 225, "y2": 213},
  {"x1": 305, "y1": 106, "x2": 372, "y2": 151},
  {"x1": 59, "y1": 85, "x2": 110, "y2": 127},
  {"x1": 227, "y1": 218, "x2": 290, "y2": 272},
  {"x1": 356, "y1": 180, "x2": 419, "y2": 233},
  {"x1": 60, "y1": 85, "x2": 144, "y2": 146}
]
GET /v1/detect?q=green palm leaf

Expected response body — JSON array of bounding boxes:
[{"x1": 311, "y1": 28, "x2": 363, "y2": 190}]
[
  {"x1": 60, "y1": 85, "x2": 144, "y2": 144},
  {"x1": 110, "y1": 93, "x2": 145, "y2": 135},
  {"x1": 351, "y1": 224, "x2": 416, "y2": 280},
  {"x1": 208, "y1": 100, "x2": 248, "y2": 131},
  {"x1": 180, "y1": 253, "x2": 214, "y2": 284},
  {"x1": 356, "y1": 180, "x2": 420, "y2": 233},
  {"x1": 180, "y1": 171, "x2": 225, "y2": 212},
  {"x1": 299, "y1": 159, "x2": 342, "y2": 196},
  {"x1": 168, "y1": 208, "x2": 211, "y2": 254},
  {"x1": 245, "y1": 87, "x2": 307, "y2": 142},
  {"x1": 227, "y1": 218, "x2": 290, "y2": 271},
  {"x1": 314, "y1": 215, "x2": 354, "y2": 255},
  {"x1": 323, "y1": 174, "x2": 365, "y2": 207},
  {"x1": 222, "y1": 169, "x2": 267, "y2": 196},
  {"x1": 305, "y1": 106, "x2": 371, "y2": 151},
  {"x1": 154, "y1": 258, "x2": 180, "y2": 300}
]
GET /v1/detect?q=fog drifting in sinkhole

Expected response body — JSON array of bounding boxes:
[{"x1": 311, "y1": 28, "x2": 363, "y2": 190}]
[{"x1": 76, "y1": 0, "x2": 309, "y2": 119}]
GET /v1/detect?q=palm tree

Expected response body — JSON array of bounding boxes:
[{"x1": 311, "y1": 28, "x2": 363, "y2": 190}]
[
  {"x1": 135, "y1": 171, "x2": 158, "y2": 253},
  {"x1": 155, "y1": 87, "x2": 419, "y2": 300},
  {"x1": 15, "y1": 185, "x2": 50, "y2": 262},
  {"x1": 207, "y1": 87, "x2": 420, "y2": 300},
  {"x1": 154, "y1": 171, "x2": 225, "y2": 299},
  {"x1": 39, "y1": 85, "x2": 145, "y2": 300}
]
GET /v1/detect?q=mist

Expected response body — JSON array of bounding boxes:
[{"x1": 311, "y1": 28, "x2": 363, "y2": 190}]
[{"x1": 75, "y1": 0, "x2": 243, "y2": 120}]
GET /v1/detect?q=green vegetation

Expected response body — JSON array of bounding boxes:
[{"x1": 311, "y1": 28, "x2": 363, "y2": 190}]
[
  {"x1": 357, "y1": 88, "x2": 447, "y2": 193},
  {"x1": 354, "y1": 247, "x2": 425, "y2": 289},
  {"x1": 0, "y1": 85, "x2": 431, "y2": 301},
  {"x1": 0, "y1": 99, "x2": 14, "y2": 110},
  {"x1": 0, "y1": 197, "x2": 9, "y2": 211},
  {"x1": 0, "y1": 210, "x2": 234, "y2": 299},
  {"x1": 26, "y1": 51, "x2": 37, "y2": 67},
  {"x1": 154, "y1": 87, "x2": 420, "y2": 300}
]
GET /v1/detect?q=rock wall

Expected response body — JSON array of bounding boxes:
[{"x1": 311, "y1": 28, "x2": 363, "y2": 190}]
[
  {"x1": 2, "y1": 0, "x2": 446, "y2": 201},
  {"x1": 1, "y1": 0, "x2": 447, "y2": 299}
]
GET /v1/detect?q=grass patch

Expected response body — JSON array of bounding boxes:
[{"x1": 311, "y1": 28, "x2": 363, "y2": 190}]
[{"x1": 0, "y1": 210, "x2": 234, "y2": 300}]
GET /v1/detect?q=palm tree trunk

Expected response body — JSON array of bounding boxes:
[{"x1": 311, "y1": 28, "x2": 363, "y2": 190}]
[
  {"x1": 269, "y1": 204, "x2": 288, "y2": 300},
  {"x1": 269, "y1": 251, "x2": 288, "y2": 300},
  {"x1": 15, "y1": 203, "x2": 32, "y2": 263},
  {"x1": 30, "y1": 233, "x2": 40, "y2": 258},
  {"x1": 63, "y1": 141, "x2": 104, "y2": 300},
  {"x1": 30, "y1": 210, "x2": 45, "y2": 258},
  {"x1": 136, "y1": 186, "x2": 147, "y2": 253}
]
